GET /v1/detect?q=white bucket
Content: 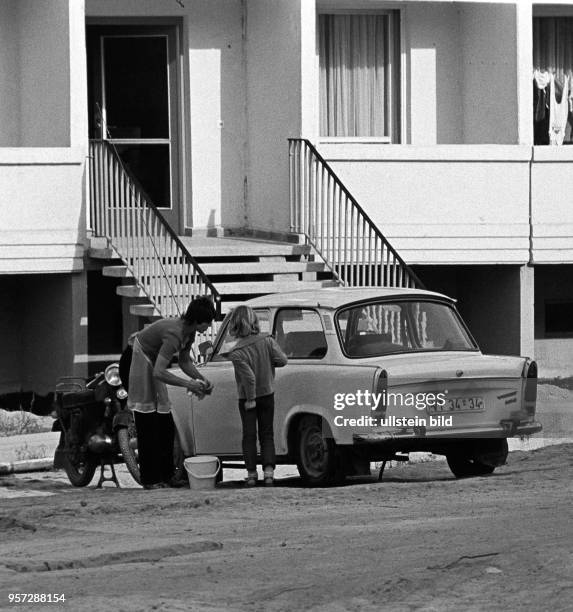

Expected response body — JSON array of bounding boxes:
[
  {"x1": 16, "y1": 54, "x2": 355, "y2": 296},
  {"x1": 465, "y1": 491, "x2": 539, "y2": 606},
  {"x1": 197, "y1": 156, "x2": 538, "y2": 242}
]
[{"x1": 184, "y1": 456, "x2": 220, "y2": 490}]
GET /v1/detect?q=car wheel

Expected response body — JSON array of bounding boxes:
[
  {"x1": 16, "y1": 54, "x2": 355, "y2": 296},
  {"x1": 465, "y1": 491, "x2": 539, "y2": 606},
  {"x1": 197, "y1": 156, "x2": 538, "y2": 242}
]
[
  {"x1": 117, "y1": 424, "x2": 141, "y2": 485},
  {"x1": 446, "y1": 439, "x2": 508, "y2": 478},
  {"x1": 296, "y1": 416, "x2": 341, "y2": 486}
]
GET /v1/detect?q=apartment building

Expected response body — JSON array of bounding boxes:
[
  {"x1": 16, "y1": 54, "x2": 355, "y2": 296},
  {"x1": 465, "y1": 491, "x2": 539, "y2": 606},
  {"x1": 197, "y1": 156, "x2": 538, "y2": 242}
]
[{"x1": 1, "y1": 0, "x2": 572, "y2": 402}]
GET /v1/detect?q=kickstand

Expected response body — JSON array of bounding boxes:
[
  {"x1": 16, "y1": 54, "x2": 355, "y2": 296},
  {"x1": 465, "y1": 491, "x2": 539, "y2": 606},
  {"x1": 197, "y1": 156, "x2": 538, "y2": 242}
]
[
  {"x1": 378, "y1": 460, "x2": 387, "y2": 482},
  {"x1": 96, "y1": 460, "x2": 121, "y2": 488}
]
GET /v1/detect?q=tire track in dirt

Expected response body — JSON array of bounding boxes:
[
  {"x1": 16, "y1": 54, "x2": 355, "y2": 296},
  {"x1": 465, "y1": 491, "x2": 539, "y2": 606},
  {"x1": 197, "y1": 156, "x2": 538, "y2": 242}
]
[{"x1": 3, "y1": 541, "x2": 222, "y2": 573}]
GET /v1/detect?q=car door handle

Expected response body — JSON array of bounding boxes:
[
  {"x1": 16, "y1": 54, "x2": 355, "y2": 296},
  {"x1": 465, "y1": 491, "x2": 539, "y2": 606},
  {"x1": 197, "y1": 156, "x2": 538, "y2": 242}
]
[{"x1": 456, "y1": 370, "x2": 464, "y2": 377}]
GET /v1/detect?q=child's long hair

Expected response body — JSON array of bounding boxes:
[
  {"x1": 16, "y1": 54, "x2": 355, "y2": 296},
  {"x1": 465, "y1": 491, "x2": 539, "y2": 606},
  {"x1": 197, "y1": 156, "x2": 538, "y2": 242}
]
[{"x1": 228, "y1": 305, "x2": 260, "y2": 338}]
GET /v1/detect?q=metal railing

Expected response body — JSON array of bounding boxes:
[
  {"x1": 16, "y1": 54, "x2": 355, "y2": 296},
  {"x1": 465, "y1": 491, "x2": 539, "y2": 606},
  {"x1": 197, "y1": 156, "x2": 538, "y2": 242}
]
[
  {"x1": 88, "y1": 140, "x2": 221, "y2": 327},
  {"x1": 288, "y1": 138, "x2": 424, "y2": 289}
]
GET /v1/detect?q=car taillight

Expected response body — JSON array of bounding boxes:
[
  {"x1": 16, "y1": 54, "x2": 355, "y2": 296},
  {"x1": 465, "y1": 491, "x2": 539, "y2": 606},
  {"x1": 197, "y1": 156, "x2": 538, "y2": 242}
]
[
  {"x1": 373, "y1": 369, "x2": 388, "y2": 418},
  {"x1": 523, "y1": 359, "x2": 537, "y2": 418}
]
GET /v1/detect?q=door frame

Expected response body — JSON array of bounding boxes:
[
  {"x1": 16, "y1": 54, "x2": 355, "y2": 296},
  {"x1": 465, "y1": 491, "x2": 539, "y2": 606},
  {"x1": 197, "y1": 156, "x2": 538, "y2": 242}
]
[{"x1": 86, "y1": 17, "x2": 188, "y2": 234}]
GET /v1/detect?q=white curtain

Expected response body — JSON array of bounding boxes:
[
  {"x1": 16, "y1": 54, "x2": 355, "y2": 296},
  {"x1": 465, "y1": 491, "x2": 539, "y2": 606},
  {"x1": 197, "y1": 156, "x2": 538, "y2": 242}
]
[
  {"x1": 534, "y1": 17, "x2": 573, "y2": 82},
  {"x1": 319, "y1": 14, "x2": 389, "y2": 137}
]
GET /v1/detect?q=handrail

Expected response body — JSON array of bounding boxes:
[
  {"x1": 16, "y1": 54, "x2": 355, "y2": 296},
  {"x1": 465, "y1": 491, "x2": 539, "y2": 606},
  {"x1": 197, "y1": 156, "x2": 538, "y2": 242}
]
[
  {"x1": 88, "y1": 140, "x2": 221, "y2": 327},
  {"x1": 288, "y1": 138, "x2": 424, "y2": 289}
]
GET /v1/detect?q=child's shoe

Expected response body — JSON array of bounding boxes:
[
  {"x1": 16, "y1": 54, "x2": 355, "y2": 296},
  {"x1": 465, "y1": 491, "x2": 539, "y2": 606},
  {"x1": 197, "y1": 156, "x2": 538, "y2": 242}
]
[
  {"x1": 245, "y1": 471, "x2": 258, "y2": 487},
  {"x1": 263, "y1": 468, "x2": 274, "y2": 487}
]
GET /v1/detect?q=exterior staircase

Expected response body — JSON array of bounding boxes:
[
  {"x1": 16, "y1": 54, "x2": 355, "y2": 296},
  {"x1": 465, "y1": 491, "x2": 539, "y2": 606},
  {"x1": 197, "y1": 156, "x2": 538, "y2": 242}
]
[
  {"x1": 88, "y1": 235, "x2": 338, "y2": 321},
  {"x1": 87, "y1": 138, "x2": 422, "y2": 347}
]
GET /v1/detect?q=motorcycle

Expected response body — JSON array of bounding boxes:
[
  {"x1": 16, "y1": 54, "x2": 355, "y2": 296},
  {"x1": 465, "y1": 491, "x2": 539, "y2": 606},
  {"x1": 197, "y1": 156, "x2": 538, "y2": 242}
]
[{"x1": 53, "y1": 362, "x2": 140, "y2": 488}]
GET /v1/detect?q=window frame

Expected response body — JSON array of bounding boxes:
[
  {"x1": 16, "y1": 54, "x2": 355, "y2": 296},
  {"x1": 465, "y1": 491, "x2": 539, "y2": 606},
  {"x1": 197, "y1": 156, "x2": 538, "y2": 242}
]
[{"x1": 316, "y1": 8, "x2": 406, "y2": 144}]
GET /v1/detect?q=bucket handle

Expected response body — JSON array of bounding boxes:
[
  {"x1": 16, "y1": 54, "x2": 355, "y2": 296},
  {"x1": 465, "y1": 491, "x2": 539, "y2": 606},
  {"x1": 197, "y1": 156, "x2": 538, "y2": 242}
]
[{"x1": 186, "y1": 457, "x2": 220, "y2": 479}]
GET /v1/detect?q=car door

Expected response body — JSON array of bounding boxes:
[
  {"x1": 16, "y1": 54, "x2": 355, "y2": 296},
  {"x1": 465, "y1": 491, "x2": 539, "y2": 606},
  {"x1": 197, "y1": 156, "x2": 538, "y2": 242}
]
[{"x1": 190, "y1": 309, "x2": 272, "y2": 456}]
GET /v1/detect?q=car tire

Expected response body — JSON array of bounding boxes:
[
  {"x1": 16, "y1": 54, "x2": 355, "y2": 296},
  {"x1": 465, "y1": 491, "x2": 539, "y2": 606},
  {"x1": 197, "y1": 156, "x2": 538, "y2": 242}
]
[
  {"x1": 446, "y1": 439, "x2": 508, "y2": 478},
  {"x1": 117, "y1": 425, "x2": 141, "y2": 485},
  {"x1": 295, "y1": 416, "x2": 342, "y2": 486},
  {"x1": 63, "y1": 450, "x2": 98, "y2": 487}
]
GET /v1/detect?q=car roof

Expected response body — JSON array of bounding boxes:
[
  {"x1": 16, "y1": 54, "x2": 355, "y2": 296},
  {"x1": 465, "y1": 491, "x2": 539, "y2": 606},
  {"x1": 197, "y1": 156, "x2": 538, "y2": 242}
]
[{"x1": 246, "y1": 287, "x2": 454, "y2": 310}]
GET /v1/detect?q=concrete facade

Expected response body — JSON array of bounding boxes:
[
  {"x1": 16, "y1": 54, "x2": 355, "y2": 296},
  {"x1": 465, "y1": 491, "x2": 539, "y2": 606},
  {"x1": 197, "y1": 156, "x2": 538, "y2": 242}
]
[{"x1": 2, "y1": 0, "x2": 573, "y2": 398}]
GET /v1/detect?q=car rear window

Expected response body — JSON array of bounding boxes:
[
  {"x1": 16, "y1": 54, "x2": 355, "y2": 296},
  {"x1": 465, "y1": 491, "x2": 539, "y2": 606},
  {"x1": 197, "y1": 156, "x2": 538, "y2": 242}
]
[{"x1": 337, "y1": 301, "x2": 476, "y2": 357}]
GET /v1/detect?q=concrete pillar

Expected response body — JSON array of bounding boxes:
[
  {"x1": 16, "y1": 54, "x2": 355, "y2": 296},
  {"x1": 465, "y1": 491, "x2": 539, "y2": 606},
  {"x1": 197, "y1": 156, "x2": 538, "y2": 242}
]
[
  {"x1": 516, "y1": 0, "x2": 533, "y2": 146},
  {"x1": 71, "y1": 270, "x2": 89, "y2": 381},
  {"x1": 519, "y1": 264, "x2": 535, "y2": 358}
]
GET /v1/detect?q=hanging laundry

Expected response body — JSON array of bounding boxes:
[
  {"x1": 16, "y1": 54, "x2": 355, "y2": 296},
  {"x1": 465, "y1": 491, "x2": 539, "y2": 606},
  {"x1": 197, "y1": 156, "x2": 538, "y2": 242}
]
[
  {"x1": 534, "y1": 69, "x2": 550, "y2": 121},
  {"x1": 534, "y1": 70, "x2": 550, "y2": 145},
  {"x1": 549, "y1": 73, "x2": 569, "y2": 145}
]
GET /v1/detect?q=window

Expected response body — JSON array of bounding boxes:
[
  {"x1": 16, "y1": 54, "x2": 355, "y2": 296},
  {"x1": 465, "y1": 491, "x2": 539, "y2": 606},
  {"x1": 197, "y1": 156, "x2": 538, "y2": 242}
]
[
  {"x1": 274, "y1": 309, "x2": 327, "y2": 359},
  {"x1": 533, "y1": 17, "x2": 573, "y2": 145},
  {"x1": 213, "y1": 309, "x2": 271, "y2": 359},
  {"x1": 319, "y1": 12, "x2": 401, "y2": 141},
  {"x1": 337, "y1": 301, "x2": 476, "y2": 358}
]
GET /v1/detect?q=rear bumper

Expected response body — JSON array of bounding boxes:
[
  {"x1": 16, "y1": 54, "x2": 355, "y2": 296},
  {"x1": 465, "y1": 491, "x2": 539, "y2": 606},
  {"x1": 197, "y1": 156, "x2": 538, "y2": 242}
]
[{"x1": 353, "y1": 421, "x2": 542, "y2": 444}]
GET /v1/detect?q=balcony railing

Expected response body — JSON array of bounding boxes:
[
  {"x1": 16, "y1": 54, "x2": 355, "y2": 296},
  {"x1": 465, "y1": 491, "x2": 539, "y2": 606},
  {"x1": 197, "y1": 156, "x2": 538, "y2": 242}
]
[
  {"x1": 88, "y1": 140, "x2": 221, "y2": 327},
  {"x1": 289, "y1": 138, "x2": 424, "y2": 289}
]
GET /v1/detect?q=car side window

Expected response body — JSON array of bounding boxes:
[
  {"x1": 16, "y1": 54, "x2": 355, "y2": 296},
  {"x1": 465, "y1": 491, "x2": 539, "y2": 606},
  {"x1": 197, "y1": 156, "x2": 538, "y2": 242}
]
[
  {"x1": 212, "y1": 309, "x2": 271, "y2": 360},
  {"x1": 274, "y1": 309, "x2": 327, "y2": 359}
]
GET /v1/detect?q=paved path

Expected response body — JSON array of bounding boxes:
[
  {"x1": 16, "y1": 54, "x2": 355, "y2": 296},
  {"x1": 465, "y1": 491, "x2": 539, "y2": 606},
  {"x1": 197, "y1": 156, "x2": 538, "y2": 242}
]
[{"x1": 0, "y1": 432, "x2": 59, "y2": 463}]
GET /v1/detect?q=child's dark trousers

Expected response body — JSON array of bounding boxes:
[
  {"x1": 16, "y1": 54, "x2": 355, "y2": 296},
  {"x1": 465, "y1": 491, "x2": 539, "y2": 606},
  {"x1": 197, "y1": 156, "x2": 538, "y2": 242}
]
[{"x1": 238, "y1": 393, "x2": 276, "y2": 471}]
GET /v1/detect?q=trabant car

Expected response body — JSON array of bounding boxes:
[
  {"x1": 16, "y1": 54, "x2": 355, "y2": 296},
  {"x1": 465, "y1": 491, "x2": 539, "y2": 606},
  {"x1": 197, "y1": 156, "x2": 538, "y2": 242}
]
[{"x1": 170, "y1": 288, "x2": 541, "y2": 485}]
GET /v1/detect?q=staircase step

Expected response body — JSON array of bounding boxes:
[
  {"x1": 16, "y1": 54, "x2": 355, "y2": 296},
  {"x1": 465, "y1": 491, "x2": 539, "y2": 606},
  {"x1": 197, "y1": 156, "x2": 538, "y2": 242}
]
[
  {"x1": 105, "y1": 262, "x2": 325, "y2": 278},
  {"x1": 88, "y1": 236, "x2": 110, "y2": 250},
  {"x1": 178, "y1": 237, "x2": 310, "y2": 258},
  {"x1": 119, "y1": 279, "x2": 338, "y2": 299},
  {"x1": 88, "y1": 247, "x2": 118, "y2": 260},
  {"x1": 117, "y1": 285, "x2": 146, "y2": 298},
  {"x1": 200, "y1": 261, "x2": 324, "y2": 275},
  {"x1": 129, "y1": 303, "x2": 160, "y2": 318},
  {"x1": 102, "y1": 265, "x2": 131, "y2": 278}
]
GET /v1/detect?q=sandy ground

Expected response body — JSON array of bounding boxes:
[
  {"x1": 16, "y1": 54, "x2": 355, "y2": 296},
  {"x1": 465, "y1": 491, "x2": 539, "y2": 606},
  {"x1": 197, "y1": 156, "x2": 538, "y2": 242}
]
[
  {"x1": 1, "y1": 383, "x2": 572, "y2": 611},
  {"x1": 1, "y1": 444, "x2": 573, "y2": 612}
]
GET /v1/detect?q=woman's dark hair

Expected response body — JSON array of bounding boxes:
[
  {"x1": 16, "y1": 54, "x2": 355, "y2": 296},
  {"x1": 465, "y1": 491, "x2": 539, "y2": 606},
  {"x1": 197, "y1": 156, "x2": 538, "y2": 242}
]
[{"x1": 183, "y1": 296, "x2": 216, "y2": 324}]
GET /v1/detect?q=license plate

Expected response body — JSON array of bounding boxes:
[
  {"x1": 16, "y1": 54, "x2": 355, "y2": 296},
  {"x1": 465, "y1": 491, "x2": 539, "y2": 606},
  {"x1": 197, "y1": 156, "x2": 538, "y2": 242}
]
[{"x1": 430, "y1": 396, "x2": 485, "y2": 413}]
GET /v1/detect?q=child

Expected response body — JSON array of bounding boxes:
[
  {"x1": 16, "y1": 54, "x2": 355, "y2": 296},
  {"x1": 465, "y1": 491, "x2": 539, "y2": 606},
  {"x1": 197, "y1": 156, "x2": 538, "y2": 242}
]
[{"x1": 227, "y1": 306, "x2": 288, "y2": 486}]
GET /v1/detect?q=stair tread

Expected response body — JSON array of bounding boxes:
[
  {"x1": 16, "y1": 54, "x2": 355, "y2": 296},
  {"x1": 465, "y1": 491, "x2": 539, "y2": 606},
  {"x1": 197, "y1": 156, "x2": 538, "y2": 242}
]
[
  {"x1": 178, "y1": 236, "x2": 310, "y2": 257},
  {"x1": 102, "y1": 265, "x2": 131, "y2": 277},
  {"x1": 106, "y1": 262, "x2": 324, "y2": 276},
  {"x1": 200, "y1": 261, "x2": 324, "y2": 274},
  {"x1": 118, "y1": 280, "x2": 337, "y2": 299}
]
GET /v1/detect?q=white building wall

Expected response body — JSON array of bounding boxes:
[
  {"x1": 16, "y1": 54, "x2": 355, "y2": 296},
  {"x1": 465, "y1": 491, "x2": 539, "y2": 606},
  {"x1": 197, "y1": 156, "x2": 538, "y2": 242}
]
[
  {"x1": 319, "y1": 143, "x2": 531, "y2": 264},
  {"x1": 459, "y1": 3, "x2": 518, "y2": 145},
  {"x1": 18, "y1": 0, "x2": 71, "y2": 147},
  {"x1": 0, "y1": 0, "x2": 86, "y2": 273},
  {"x1": 0, "y1": 1, "x2": 20, "y2": 147},
  {"x1": 531, "y1": 148, "x2": 573, "y2": 264},
  {"x1": 406, "y1": 3, "x2": 463, "y2": 145},
  {"x1": 246, "y1": 0, "x2": 305, "y2": 233}
]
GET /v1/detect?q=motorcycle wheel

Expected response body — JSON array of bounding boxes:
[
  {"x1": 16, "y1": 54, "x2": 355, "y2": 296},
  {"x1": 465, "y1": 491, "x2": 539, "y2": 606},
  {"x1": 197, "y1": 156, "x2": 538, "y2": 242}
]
[
  {"x1": 63, "y1": 452, "x2": 98, "y2": 487},
  {"x1": 117, "y1": 426, "x2": 141, "y2": 485}
]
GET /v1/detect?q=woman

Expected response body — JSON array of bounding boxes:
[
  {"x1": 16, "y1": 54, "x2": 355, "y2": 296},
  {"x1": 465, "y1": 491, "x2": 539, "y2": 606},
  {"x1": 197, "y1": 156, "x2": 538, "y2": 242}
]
[
  {"x1": 128, "y1": 296, "x2": 216, "y2": 489},
  {"x1": 227, "y1": 306, "x2": 288, "y2": 487}
]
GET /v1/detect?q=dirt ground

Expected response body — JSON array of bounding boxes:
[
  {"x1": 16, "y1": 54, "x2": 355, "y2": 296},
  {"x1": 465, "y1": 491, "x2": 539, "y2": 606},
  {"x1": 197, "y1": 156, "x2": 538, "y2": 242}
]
[{"x1": 1, "y1": 442, "x2": 573, "y2": 612}]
